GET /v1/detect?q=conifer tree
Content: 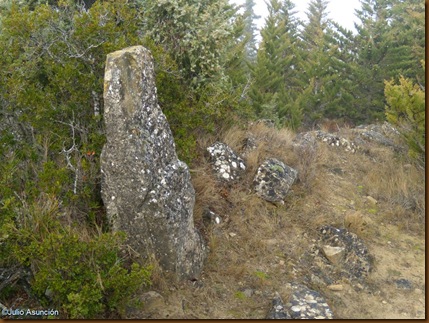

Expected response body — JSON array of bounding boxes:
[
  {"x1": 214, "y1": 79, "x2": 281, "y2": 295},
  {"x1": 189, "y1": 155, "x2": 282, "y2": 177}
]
[
  {"x1": 249, "y1": 0, "x2": 302, "y2": 129},
  {"x1": 242, "y1": 0, "x2": 260, "y2": 61},
  {"x1": 295, "y1": 0, "x2": 341, "y2": 125}
]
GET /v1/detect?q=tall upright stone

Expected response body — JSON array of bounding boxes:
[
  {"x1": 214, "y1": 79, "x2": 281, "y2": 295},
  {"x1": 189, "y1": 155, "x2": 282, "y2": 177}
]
[{"x1": 100, "y1": 46, "x2": 206, "y2": 279}]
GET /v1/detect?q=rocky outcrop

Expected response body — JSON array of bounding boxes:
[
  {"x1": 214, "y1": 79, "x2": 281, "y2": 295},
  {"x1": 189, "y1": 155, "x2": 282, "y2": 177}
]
[
  {"x1": 267, "y1": 284, "x2": 334, "y2": 319},
  {"x1": 100, "y1": 46, "x2": 205, "y2": 280},
  {"x1": 294, "y1": 130, "x2": 358, "y2": 153},
  {"x1": 253, "y1": 158, "x2": 298, "y2": 203},
  {"x1": 266, "y1": 292, "x2": 291, "y2": 319},
  {"x1": 207, "y1": 142, "x2": 246, "y2": 181},
  {"x1": 298, "y1": 225, "x2": 372, "y2": 287}
]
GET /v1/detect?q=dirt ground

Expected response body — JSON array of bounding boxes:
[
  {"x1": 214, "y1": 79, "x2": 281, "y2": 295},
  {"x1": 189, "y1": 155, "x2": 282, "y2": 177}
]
[{"x1": 135, "y1": 125, "x2": 425, "y2": 319}]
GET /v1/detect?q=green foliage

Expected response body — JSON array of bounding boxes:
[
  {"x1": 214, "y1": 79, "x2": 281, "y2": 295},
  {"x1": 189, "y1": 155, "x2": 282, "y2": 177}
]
[
  {"x1": 0, "y1": 0, "x2": 142, "y2": 218},
  {"x1": 353, "y1": 0, "x2": 425, "y2": 123},
  {"x1": 249, "y1": 0, "x2": 302, "y2": 129},
  {"x1": 3, "y1": 194, "x2": 152, "y2": 319},
  {"x1": 242, "y1": 0, "x2": 261, "y2": 61},
  {"x1": 384, "y1": 73, "x2": 425, "y2": 163},
  {"x1": 234, "y1": 291, "x2": 246, "y2": 300},
  {"x1": 137, "y1": 0, "x2": 236, "y2": 89}
]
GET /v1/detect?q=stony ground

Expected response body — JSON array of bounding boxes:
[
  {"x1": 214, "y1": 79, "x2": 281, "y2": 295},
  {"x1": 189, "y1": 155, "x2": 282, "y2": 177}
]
[{"x1": 130, "y1": 123, "x2": 425, "y2": 319}]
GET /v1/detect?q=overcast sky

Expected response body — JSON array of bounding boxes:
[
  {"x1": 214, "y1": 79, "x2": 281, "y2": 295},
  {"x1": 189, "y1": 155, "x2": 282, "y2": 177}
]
[{"x1": 231, "y1": 0, "x2": 361, "y2": 34}]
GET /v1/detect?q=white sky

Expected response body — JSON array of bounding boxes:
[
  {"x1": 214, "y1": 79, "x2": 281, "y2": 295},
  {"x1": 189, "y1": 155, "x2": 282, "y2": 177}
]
[{"x1": 231, "y1": 0, "x2": 361, "y2": 33}]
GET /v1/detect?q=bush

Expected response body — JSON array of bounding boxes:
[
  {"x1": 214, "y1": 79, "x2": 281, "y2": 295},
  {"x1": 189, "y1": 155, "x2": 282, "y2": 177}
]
[
  {"x1": 2, "y1": 194, "x2": 152, "y2": 319},
  {"x1": 384, "y1": 70, "x2": 425, "y2": 165}
]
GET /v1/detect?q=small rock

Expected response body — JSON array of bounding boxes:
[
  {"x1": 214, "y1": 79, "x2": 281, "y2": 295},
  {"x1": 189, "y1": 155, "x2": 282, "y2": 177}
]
[
  {"x1": 322, "y1": 245, "x2": 345, "y2": 265},
  {"x1": 243, "y1": 288, "x2": 254, "y2": 298},
  {"x1": 327, "y1": 284, "x2": 344, "y2": 291},
  {"x1": 382, "y1": 300, "x2": 387, "y2": 304},
  {"x1": 355, "y1": 283, "x2": 363, "y2": 290},
  {"x1": 394, "y1": 279, "x2": 413, "y2": 290},
  {"x1": 366, "y1": 196, "x2": 378, "y2": 204},
  {"x1": 229, "y1": 232, "x2": 237, "y2": 238},
  {"x1": 203, "y1": 209, "x2": 222, "y2": 225}
]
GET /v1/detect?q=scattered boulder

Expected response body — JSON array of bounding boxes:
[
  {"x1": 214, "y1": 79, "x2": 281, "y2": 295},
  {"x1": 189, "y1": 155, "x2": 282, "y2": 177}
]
[
  {"x1": 297, "y1": 226, "x2": 372, "y2": 288},
  {"x1": 100, "y1": 45, "x2": 206, "y2": 280},
  {"x1": 269, "y1": 283, "x2": 334, "y2": 319},
  {"x1": 292, "y1": 131, "x2": 318, "y2": 149},
  {"x1": 207, "y1": 142, "x2": 246, "y2": 181},
  {"x1": 253, "y1": 158, "x2": 298, "y2": 203},
  {"x1": 319, "y1": 225, "x2": 372, "y2": 280},
  {"x1": 294, "y1": 130, "x2": 357, "y2": 152},
  {"x1": 287, "y1": 283, "x2": 334, "y2": 319},
  {"x1": 354, "y1": 122, "x2": 404, "y2": 152},
  {"x1": 315, "y1": 130, "x2": 358, "y2": 152}
]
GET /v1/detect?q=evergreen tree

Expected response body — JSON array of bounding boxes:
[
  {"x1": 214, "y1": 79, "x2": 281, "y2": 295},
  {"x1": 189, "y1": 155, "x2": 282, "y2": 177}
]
[
  {"x1": 249, "y1": 0, "x2": 302, "y2": 129},
  {"x1": 296, "y1": 0, "x2": 341, "y2": 126},
  {"x1": 242, "y1": 0, "x2": 261, "y2": 61},
  {"x1": 353, "y1": 0, "x2": 393, "y2": 121}
]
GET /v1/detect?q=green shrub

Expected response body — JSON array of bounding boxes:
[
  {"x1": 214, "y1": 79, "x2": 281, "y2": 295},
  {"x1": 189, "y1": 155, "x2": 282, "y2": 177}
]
[
  {"x1": 384, "y1": 69, "x2": 425, "y2": 165},
  {"x1": 3, "y1": 194, "x2": 152, "y2": 319}
]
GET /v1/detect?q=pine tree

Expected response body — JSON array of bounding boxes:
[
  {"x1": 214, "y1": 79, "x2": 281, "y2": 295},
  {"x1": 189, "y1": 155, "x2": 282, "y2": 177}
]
[
  {"x1": 296, "y1": 0, "x2": 341, "y2": 126},
  {"x1": 249, "y1": 0, "x2": 302, "y2": 129},
  {"x1": 242, "y1": 0, "x2": 261, "y2": 61}
]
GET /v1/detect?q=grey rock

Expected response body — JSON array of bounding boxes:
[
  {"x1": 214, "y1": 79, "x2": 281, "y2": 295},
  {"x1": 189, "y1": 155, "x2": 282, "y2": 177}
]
[
  {"x1": 254, "y1": 158, "x2": 298, "y2": 203},
  {"x1": 319, "y1": 226, "x2": 372, "y2": 279},
  {"x1": 266, "y1": 292, "x2": 291, "y2": 319},
  {"x1": 242, "y1": 134, "x2": 257, "y2": 155},
  {"x1": 207, "y1": 142, "x2": 246, "y2": 181},
  {"x1": 321, "y1": 245, "x2": 346, "y2": 265},
  {"x1": 286, "y1": 283, "x2": 334, "y2": 319},
  {"x1": 394, "y1": 279, "x2": 413, "y2": 290},
  {"x1": 294, "y1": 130, "x2": 357, "y2": 152},
  {"x1": 202, "y1": 209, "x2": 222, "y2": 225},
  {"x1": 101, "y1": 46, "x2": 205, "y2": 280},
  {"x1": 354, "y1": 122, "x2": 404, "y2": 152}
]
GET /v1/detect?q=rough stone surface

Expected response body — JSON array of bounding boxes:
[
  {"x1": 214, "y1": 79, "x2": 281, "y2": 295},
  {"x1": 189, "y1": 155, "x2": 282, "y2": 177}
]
[
  {"x1": 253, "y1": 158, "x2": 298, "y2": 203},
  {"x1": 297, "y1": 226, "x2": 372, "y2": 288},
  {"x1": 100, "y1": 45, "x2": 205, "y2": 280},
  {"x1": 207, "y1": 142, "x2": 246, "y2": 181},
  {"x1": 318, "y1": 226, "x2": 372, "y2": 280},
  {"x1": 322, "y1": 245, "x2": 346, "y2": 265},
  {"x1": 354, "y1": 122, "x2": 403, "y2": 151},
  {"x1": 242, "y1": 134, "x2": 257, "y2": 155},
  {"x1": 202, "y1": 209, "x2": 222, "y2": 225},
  {"x1": 294, "y1": 130, "x2": 357, "y2": 152},
  {"x1": 266, "y1": 292, "x2": 292, "y2": 319},
  {"x1": 286, "y1": 283, "x2": 334, "y2": 319},
  {"x1": 394, "y1": 279, "x2": 413, "y2": 290}
]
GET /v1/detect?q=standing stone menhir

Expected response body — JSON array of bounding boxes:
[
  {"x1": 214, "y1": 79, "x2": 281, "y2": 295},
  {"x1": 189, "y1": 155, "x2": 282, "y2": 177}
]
[{"x1": 100, "y1": 46, "x2": 206, "y2": 280}]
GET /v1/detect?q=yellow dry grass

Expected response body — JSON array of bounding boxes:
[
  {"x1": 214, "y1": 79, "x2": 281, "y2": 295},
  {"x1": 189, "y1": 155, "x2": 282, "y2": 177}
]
[{"x1": 157, "y1": 122, "x2": 425, "y2": 318}]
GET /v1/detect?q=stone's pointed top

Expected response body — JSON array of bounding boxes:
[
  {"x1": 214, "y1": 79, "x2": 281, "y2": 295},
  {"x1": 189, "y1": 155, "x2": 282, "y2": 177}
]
[
  {"x1": 101, "y1": 46, "x2": 206, "y2": 280},
  {"x1": 107, "y1": 45, "x2": 148, "y2": 59}
]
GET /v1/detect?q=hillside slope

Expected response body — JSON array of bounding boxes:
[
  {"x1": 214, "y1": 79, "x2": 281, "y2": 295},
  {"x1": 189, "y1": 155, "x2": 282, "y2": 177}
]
[{"x1": 132, "y1": 122, "x2": 425, "y2": 319}]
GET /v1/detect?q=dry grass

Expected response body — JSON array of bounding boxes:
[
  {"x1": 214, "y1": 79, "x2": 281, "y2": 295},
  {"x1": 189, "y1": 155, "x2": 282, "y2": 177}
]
[
  {"x1": 174, "y1": 121, "x2": 426, "y2": 318},
  {"x1": 359, "y1": 150, "x2": 425, "y2": 234}
]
